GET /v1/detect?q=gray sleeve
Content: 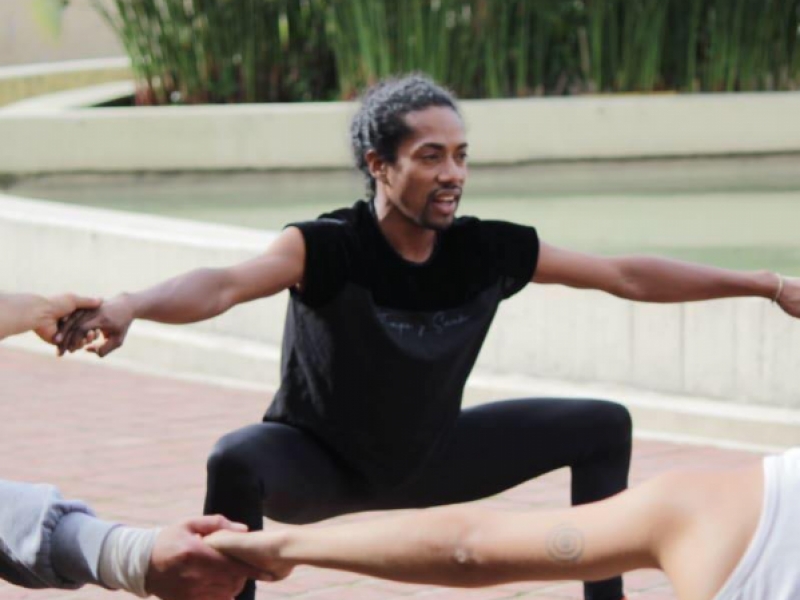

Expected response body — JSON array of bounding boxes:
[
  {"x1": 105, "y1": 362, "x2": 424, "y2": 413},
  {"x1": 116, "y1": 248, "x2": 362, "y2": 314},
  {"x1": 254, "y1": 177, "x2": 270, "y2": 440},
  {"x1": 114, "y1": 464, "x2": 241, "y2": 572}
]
[{"x1": 0, "y1": 479, "x2": 118, "y2": 589}]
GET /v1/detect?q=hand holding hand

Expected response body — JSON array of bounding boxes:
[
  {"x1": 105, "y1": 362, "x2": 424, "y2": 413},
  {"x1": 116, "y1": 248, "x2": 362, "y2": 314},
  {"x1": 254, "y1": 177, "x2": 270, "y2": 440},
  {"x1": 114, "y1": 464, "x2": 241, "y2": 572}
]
[
  {"x1": 146, "y1": 515, "x2": 261, "y2": 600},
  {"x1": 55, "y1": 295, "x2": 135, "y2": 357},
  {"x1": 205, "y1": 530, "x2": 294, "y2": 583},
  {"x1": 33, "y1": 294, "x2": 102, "y2": 345}
]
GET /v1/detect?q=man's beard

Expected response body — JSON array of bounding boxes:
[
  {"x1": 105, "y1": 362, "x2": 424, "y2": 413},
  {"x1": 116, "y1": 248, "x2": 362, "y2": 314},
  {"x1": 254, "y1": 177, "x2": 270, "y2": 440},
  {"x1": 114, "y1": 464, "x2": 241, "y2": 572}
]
[{"x1": 419, "y1": 204, "x2": 457, "y2": 231}]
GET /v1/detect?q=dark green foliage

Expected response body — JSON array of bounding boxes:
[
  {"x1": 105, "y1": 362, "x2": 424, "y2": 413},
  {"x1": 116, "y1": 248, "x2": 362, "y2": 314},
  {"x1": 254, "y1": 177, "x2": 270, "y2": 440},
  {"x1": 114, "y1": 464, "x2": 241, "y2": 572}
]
[
  {"x1": 89, "y1": 0, "x2": 800, "y2": 104},
  {"x1": 93, "y1": 0, "x2": 336, "y2": 104}
]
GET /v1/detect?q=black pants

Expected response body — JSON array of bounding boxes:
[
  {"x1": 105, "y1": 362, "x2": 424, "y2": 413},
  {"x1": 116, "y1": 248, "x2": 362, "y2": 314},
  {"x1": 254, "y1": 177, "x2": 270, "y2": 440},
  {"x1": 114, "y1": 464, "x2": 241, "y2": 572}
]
[{"x1": 204, "y1": 398, "x2": 632, "y2": 600}]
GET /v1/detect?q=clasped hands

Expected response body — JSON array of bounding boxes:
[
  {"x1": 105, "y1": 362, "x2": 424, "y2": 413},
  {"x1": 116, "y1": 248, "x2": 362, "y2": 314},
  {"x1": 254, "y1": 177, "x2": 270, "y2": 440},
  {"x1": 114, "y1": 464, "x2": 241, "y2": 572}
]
[
  {"x1": 146, "y1": 516, "x2": 262, "y2": 600},
  {"x1": 206, "y1": 530, "x2": 295, "y2": 584},
  {"x1": 32, "y1": 294, "x2": 134, "y2": 357}
]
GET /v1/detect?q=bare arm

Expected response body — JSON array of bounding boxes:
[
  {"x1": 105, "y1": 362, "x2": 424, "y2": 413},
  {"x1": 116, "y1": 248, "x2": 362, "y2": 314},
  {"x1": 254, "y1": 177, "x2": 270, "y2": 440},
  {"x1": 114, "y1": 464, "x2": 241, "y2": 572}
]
[
  {"x1": 57, "y1": 227, "x2": 305, "y2": 356},
  {"x1": 123, "y1": 226, "x2": 304, "y2": 323},
  {"x1": 206, "y1": 477, "x2": 680, "y2": 588},
  {"x1": 207, "y1": 464, "x2": 762, "y2": 599},
  {"x1": 533, "y1": 242, "x2": 786, "y2": 305}
]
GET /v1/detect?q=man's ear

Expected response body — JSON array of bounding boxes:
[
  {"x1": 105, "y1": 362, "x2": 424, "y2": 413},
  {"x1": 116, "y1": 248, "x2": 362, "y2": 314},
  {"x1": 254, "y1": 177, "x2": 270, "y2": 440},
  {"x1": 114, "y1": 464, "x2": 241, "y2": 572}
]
[{"x1": 365, "y1": 149, "x2": 389, "y2": 185}]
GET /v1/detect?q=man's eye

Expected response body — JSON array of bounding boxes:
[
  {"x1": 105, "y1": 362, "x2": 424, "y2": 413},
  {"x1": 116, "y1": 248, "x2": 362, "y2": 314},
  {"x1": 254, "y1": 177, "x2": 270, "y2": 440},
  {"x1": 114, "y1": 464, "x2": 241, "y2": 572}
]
[{"x1": 422, "y1": 155, "x2": 439, "y2": 162}]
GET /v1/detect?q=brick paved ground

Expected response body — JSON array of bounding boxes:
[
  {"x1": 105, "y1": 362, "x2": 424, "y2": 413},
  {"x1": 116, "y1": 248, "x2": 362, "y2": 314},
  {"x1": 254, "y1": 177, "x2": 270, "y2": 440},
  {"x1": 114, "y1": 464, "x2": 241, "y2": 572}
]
[{"x1": 0, "y1": 347, "x2": 764, "y2": 600}]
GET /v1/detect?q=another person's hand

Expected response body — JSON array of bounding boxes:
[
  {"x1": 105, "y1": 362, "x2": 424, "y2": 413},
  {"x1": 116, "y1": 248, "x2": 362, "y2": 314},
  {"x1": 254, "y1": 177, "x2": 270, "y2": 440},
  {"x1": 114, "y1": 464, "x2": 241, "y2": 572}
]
[
  {"x1": 206, "y1": 530, "x2": 294, "y2": 582},
  {"x1": 55, "y1": 295, "x2": 135, "y2": 357},
  {"x1": 33, "y1": 294, "x2": 102, "y2": 345},
  {"x1": 776, "y1": 276, "x2": 800, "y2": 318},
  {"x1": 146, "y1": 515, "x2": 260, "y2": 600}
]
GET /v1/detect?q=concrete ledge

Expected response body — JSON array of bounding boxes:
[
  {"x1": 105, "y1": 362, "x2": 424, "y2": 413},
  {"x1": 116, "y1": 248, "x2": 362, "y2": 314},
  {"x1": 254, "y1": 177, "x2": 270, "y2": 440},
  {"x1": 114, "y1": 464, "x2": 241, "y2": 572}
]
[
  {"x1": 466, "y1": 93, "x2": 800, "y2": 161},
  {"x1": 0, "y1": 58, "x2": 132, "y2": 108},
  {"x1": 0, "y1": 102, "x2": 354, "y2": 173},
  {"x1": 2, "y1": 89, "x2": 800, "y2": 173},
  {"x1": 3, "y1": 81, "x2": 135, "y2": 112}
]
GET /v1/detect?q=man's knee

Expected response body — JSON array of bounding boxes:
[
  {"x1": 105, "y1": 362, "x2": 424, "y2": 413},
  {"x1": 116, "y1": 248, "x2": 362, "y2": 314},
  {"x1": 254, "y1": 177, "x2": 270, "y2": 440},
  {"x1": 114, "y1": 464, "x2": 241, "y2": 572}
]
[
  {"x1": 605, "y1": 401, "x2": 632, "y2": 436},
  {"x1": 207, "y1": 429, "x2": 330, "y2": 523},
  {"x1": 207, "y1": 428, "x2": 260, "y2": 485},
  {"x1": 579, "y1": 401, "x2": 633, "y2": 461}
]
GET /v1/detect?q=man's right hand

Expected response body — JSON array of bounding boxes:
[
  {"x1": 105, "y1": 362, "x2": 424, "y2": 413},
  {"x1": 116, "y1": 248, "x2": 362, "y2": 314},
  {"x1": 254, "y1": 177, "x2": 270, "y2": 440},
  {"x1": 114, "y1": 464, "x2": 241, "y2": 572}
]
[
  {"x1": 147, "y1": 516, "x2": 260, "y2": 600},
  {"x1": 55, "y1": 295, "x2": 135, "y2": 357}
]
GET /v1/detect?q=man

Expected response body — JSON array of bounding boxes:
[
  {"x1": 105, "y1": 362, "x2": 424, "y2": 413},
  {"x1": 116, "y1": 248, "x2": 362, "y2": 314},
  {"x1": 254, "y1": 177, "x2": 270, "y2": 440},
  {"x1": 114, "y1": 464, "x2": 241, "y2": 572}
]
[
  {"x1": 0, "y1": 292, "x2": 256, "y2": 599},
  {"x1": 205, "y1": 448, "x2": 800, "y2": 600},
  {"x1": 55, "y1": 75, "x2": 799, "y2": 600}
]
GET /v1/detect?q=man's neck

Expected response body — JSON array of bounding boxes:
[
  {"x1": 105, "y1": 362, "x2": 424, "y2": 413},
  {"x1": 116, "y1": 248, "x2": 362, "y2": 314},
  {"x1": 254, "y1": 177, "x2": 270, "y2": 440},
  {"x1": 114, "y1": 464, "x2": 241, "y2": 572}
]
[{"x1": 372, "y1": 196, "x2": 437, "y2": 264}]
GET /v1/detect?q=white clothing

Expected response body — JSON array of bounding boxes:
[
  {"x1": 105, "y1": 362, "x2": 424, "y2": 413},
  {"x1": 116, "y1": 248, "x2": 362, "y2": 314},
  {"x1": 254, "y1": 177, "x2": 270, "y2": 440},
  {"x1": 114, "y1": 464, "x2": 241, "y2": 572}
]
[{"x1": 713, "y1": 448, "x2": 800, "y2": 600}]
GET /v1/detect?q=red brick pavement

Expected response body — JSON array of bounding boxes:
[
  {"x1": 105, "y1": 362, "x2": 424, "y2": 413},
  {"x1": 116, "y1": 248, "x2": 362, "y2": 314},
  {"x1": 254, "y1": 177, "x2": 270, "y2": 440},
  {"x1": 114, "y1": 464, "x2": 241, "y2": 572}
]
[{"x1": 0, "y1": 347, "x2": 764, "y2": 599}]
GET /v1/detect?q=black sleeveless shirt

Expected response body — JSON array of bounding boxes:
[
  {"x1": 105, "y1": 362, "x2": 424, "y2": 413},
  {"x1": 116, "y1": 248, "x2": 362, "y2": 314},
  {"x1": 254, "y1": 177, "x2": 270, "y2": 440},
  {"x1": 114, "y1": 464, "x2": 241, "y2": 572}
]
[{"x1": 265, "y1": 200, "x2": 539, "y2": 488}]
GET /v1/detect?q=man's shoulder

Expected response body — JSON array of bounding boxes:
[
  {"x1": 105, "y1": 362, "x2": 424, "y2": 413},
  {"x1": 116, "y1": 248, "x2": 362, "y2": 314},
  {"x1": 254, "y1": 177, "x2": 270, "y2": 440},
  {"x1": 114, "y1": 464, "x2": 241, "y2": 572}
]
[
  {"x1": 287, "y1": 200, "x2": 368, "y2": 249},
  {"x1": 314, "y1": 200, "x2": 369, "y2": 227}
]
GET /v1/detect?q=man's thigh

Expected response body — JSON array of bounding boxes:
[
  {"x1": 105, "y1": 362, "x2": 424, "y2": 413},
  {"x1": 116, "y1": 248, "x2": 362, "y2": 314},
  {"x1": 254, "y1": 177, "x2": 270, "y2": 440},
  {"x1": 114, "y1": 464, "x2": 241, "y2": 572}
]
[
  {"x1": 208, "y1": 421, "x2": 372, "y2": 524},
  {"x1": 380, "y1": 397, "x2": 627, "y2": 508}
]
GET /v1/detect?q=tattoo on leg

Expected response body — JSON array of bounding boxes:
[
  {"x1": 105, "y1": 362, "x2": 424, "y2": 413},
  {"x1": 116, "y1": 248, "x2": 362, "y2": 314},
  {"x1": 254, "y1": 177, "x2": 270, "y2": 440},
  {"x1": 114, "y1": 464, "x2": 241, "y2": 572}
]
[{"x1": 545, "y1": 524, "x2": 585, "y2": 564}]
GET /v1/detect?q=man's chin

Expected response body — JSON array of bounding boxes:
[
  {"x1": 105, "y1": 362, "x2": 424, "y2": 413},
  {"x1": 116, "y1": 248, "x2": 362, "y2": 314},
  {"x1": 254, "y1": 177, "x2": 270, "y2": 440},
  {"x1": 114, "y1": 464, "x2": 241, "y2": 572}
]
[
  {"x1": 422, "y1": 218, "x2": 455, "y2": 232},
  {"x1": 421, "y1": 210, "x2": 457, "y2": 231}
]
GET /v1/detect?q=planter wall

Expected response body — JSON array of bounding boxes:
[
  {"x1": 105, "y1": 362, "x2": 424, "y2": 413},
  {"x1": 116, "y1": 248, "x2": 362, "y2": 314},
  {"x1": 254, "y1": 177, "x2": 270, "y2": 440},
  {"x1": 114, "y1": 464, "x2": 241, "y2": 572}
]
[{"x1": 2, "y1": 84, "x2": 800, "y2": 173}]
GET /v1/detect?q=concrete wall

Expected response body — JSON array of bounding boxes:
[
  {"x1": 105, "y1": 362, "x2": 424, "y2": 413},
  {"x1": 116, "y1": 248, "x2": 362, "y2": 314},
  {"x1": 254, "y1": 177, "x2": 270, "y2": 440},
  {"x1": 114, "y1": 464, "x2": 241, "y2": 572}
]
[
  {"x1": 2, "y1": 87, "x2": 800, "y2": 173},
  {"x1": 0, "y1": 58, "x2": 132, "y2": 108},
  {"x1": 3, "y1": 191, "x2": 798, "y2": 412}
]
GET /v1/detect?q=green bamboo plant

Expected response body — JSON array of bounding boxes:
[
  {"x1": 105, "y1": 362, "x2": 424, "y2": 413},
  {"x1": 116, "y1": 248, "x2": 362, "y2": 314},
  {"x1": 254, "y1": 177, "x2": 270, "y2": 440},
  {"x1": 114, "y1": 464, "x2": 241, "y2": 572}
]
[
  {"x1": 90, "y1": 0, "x2": 335, "y2": 104},
  {"x1": 700, "y1": 0, "x2": 800, "y2": 91},
  {"x1": 45, "y1": 0, "x2": 800, "y2": 103},
  {"x1": 326, "y1": 0, "x2": 582, "y2": 99}
]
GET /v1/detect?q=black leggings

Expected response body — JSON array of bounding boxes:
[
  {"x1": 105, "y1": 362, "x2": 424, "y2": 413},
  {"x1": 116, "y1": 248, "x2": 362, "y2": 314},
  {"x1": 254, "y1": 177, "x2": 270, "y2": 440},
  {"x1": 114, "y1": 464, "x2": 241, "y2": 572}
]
[{"x1": 204, "y1": 398, "x2": 632, "y2": 600}]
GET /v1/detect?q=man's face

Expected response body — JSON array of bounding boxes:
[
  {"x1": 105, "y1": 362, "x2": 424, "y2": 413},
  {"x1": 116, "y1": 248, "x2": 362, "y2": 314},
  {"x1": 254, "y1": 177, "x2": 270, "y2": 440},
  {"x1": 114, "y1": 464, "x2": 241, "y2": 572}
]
[{"x1": 378, "y1": 106, "x2": 468, "y2": 231}]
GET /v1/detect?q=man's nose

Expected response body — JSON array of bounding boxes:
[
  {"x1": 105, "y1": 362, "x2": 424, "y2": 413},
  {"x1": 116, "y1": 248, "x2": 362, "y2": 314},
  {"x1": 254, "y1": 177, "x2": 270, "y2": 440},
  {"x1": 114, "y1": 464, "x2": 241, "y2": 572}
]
[{"x1": 438, "y1": 157, "x2": 466, "y2": 185}]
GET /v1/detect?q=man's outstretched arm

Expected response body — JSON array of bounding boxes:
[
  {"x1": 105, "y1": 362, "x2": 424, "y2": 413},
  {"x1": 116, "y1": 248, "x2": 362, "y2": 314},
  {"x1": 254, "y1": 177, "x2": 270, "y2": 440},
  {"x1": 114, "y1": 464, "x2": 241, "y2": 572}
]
[
  {"x1": 56, "y1": 226, "x2": 306, "y2": 356},
  {"x1": 533, "y1": 242, "x2": 799, "y2": 314}
]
